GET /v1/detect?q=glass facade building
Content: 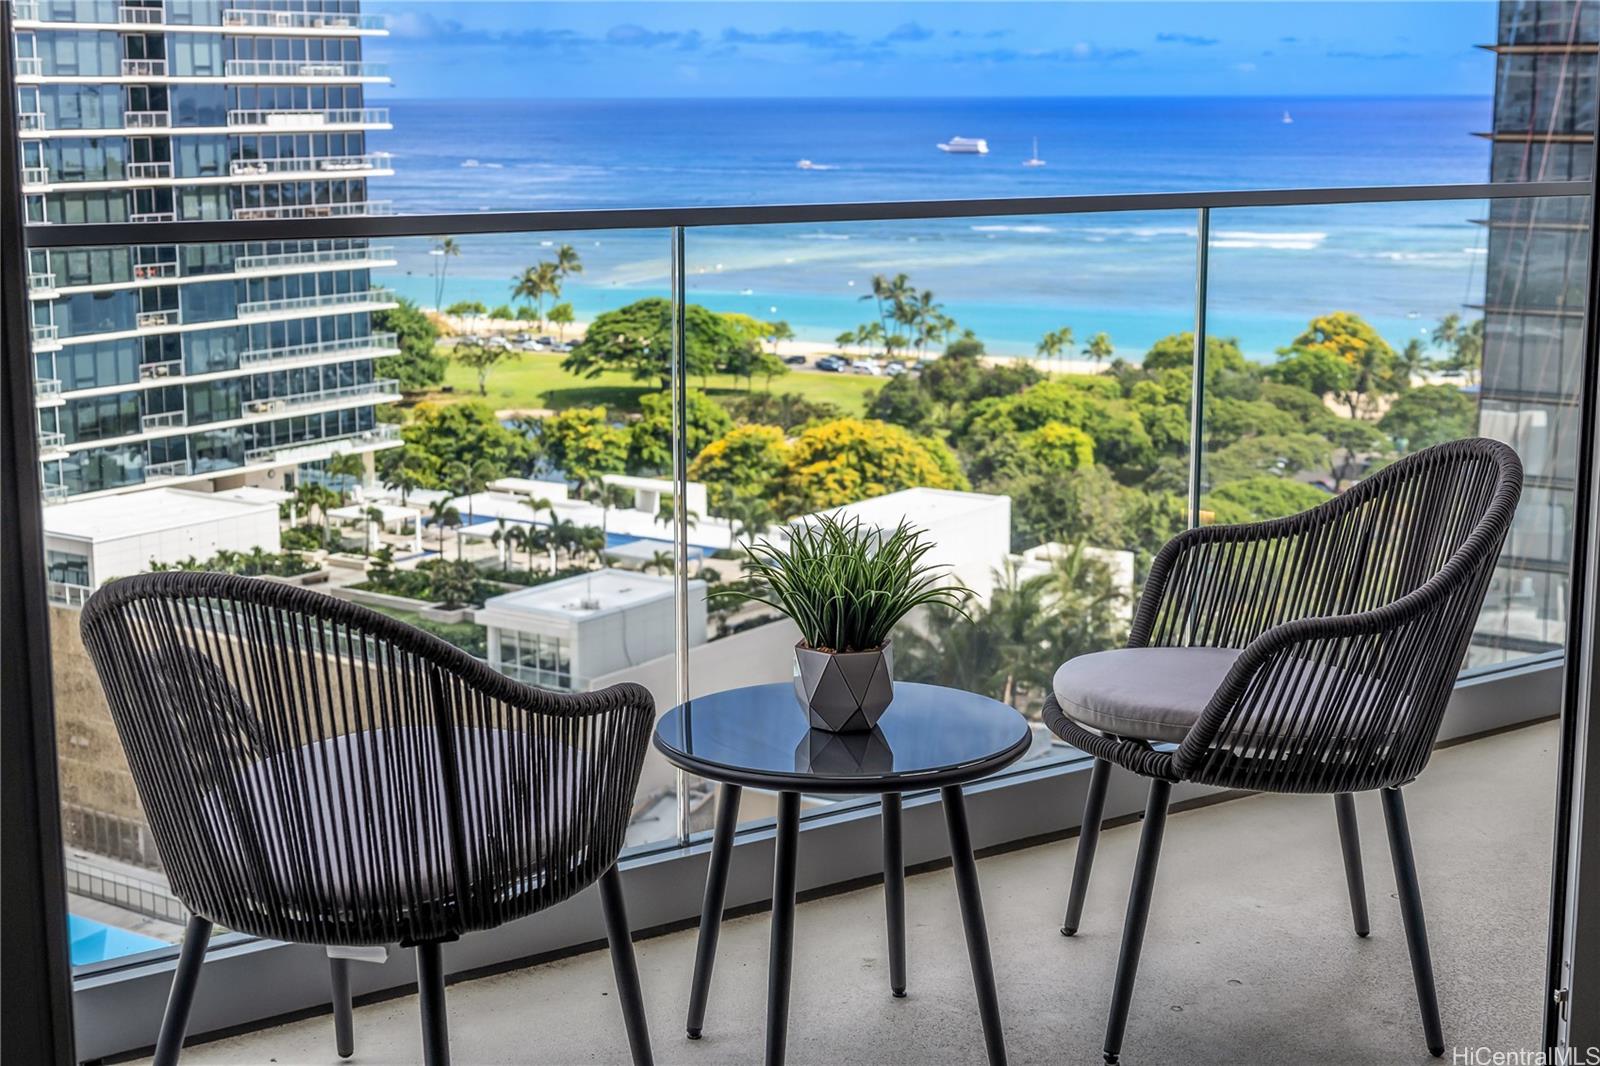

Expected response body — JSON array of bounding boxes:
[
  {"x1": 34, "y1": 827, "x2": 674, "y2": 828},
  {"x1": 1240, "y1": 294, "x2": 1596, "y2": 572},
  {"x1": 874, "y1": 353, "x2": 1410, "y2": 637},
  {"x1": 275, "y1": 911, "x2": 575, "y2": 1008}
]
[
  {"x1": 15, "y1": 0, "x2": 400, "y2": 511},
  {"x1": 1473, "y1": 0, "x2": 1598, "y2": 663}
]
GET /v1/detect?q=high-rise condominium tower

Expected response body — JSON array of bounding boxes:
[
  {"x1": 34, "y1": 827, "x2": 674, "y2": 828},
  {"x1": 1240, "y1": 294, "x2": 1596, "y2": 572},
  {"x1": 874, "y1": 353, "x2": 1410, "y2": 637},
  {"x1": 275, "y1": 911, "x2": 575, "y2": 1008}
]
[
  {"x1": 1473, "y1": 0, "x2": 1597, "y2": 663},
  {"x1": 14, "y1": 0, "x2": 401, "y2": 516}
]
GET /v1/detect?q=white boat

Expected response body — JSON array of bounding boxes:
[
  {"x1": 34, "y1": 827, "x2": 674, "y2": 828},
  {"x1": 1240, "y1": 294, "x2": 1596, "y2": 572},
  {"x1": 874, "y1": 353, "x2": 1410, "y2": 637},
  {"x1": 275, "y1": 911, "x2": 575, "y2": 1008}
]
[
  {"x1": 937, "y1": 136, "x2": 989, "y2": 155},
  {"x1": 1282, "y1": 110, "x2": 1294, "y2": 124},
  {"x1": 1023, "y1": 137, "x2": 1046, "y2": 167},
  {"x1": 796, "y1": 159, "x2": 815, "y2": 170}
]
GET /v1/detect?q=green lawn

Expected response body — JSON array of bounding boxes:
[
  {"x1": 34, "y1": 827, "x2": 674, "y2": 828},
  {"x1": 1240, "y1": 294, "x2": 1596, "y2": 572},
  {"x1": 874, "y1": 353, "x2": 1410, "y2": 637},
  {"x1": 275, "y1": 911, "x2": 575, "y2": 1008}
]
[{"x1": 429, "y1": 353, "x2": 883, "y2": 415}]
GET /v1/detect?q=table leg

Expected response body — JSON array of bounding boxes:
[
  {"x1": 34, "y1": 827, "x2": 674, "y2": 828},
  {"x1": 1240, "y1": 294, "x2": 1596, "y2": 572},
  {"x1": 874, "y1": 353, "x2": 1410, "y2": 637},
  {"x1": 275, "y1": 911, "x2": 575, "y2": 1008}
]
[
  {"x1": 686, "y1": 783, "x2": 743, "y2": 1039},
  {"x1": 765, "y1": 791, "x2": 802, "y2": 1066},
  {"x1": 882, "y1": 792, "x2": 907, "y2": 997},
  {"x1": 942, "y1": 785, "x2": 1008, "y2": 1066}
]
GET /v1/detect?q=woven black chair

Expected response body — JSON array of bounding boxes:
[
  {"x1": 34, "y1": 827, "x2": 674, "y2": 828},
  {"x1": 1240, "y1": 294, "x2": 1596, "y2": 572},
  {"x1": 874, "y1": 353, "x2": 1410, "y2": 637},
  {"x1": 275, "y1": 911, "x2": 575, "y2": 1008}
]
[
  {"x1": 1043, "y1": 437, "x2": 1521, "y2": 1064},
  {"x1": 79, "y1": 571, "x2": 657, "y2": 1066}
]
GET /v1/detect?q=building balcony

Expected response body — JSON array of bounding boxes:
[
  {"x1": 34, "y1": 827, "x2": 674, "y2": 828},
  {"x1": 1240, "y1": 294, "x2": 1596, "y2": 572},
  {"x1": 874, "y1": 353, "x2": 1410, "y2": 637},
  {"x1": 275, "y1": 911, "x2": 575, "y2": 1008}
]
[
  {"x1": 40, "y1": 483, "x2": 69, "y2": 503},
  {"x1": 231, "y1": 200, "x2": 394, "y2": 221},
  {"x1": 32, "y1": 324, "x2": 61, "y2": 350},
  {"x1": 225, "y1": 107, "x2": 389, "y2": 131},
  {"x1": 19, "y1": 112, "x2": 45, "y2": 132},
  {"x1": 242, "y1": 378, "x2": 401, "y2": 417},
  {"x1": 228, "y1": 152, "x2": 393, "y2": 179},
  {"x1": 21, "y1": 165, "x2": 49, "y2": 187},
  {"x1": 129, "y1": 211, "x2": 178, "y2": 223},
  {"x1": 126, "y1": 161, "x2": 174, "y2": 180},
  {"x1": 13, "y1": 0, "x2": 39, "y2": 20},
  {"x1": 38, "y1": 430, "x2": 67, "y2": 454},
  {"x1": 133, "y1": 260, "x2": 179, "y2": 281},
  {"x1": 237, "y1": 288, "x2": 396, "y2": 318},
  {"x1": 144, "y1": 458, "x2": 192, "y2": 481},
  {"x1": 222, "y1": 59, "x2": 388, "y2": 80},
  {"x1": 35, "y1": 378, "x2": 64, "y2": 406},
  {"x1": 243, "y1": 422, "x2": 400, "y2": 466},
  {"x1": 221, "y1": 7, "x2": 385, "y2": 31},
  {"x1": 121, "y1": 57, "x2": 167, "y2": 76},
  {"x1": 139, "y1": 359, "x2": 183, "y2": 380},
  {"x1": 136, "y1": 309, "x2": 180, "y2": 329},
  {"x1": 46, "y1": 581, "x2": 92, "y2": 608},
  {"x1": 16, "y1": 56, "x2": 42, "y2": 77},
  {"x1": 141, "y1": 410, "x2": 187, "y2": 430},
  {"x1": 118, "y1": 4, "x2": 164, "y2": 25},
  {"x1": 235, "y1": 244, "x2": 395, "y2": 273},
  {"x1": 28, "y1": 272, "x2": 58, "y2": 297},
  {"x1": 123, "y1": 110, "x2": 171, "y2": 129},
  {"x1": 238, "y1": 331, "x2": 400, "y2": 369}
]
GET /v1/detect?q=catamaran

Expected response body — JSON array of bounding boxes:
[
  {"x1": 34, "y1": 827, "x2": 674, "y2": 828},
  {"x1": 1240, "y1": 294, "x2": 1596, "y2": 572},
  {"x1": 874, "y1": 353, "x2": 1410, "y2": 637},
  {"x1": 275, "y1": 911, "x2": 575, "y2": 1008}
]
[
  {"x1": 937, "y1": 136, "x2": 989, "y2": 154},
  {"x1": 1023, "y1": 137, "x2": 1046, "y2": 167}
]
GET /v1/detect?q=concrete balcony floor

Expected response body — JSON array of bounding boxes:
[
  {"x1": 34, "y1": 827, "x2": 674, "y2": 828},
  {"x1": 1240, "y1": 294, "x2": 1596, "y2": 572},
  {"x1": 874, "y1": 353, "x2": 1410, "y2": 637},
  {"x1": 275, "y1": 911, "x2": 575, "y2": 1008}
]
[{"x1": 150, "y1": 720, "x2": 1555, "y2": 1065}]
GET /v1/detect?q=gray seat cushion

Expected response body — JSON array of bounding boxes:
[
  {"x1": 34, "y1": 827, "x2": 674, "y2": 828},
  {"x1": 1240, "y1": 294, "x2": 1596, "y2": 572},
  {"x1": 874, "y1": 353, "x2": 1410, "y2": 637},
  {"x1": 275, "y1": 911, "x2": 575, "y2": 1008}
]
[{"x1": 1052, "y1": 647, "x2": 1243, "y2": 744}]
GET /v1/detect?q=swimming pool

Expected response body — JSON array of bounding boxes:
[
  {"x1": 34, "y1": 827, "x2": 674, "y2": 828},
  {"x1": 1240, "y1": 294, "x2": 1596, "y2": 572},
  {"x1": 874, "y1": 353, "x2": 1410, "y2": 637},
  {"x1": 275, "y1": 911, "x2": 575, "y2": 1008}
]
[{"x1": 68, "y1": 913, "x2": 168, "y2": 966}]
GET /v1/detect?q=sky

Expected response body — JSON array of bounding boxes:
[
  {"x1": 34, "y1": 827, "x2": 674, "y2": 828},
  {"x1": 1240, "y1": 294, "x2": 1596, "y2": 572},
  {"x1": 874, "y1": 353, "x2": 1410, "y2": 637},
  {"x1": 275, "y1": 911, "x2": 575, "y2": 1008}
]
[{"x1": 364, "y1": 1, "x2": 1499, "y2": 100}]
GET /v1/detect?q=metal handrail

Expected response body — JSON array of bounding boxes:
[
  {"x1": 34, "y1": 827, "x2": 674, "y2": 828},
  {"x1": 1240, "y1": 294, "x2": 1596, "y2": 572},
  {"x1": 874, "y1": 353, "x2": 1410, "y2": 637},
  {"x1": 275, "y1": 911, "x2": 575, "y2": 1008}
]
[
  {"x1": 225, "y1": 107, "x2": 389, "y2": 129},
  {"x1": 228, "y1": 153, "x2": 392, "y2": 177},
  {"x1": 238, "y1": 288, "x2": 395, "y2": 317},
  {"x1": 20, "y1": 179, "x2": 1592, "y2": 248},
  {"x1": 235, "y1": 244, "x2": 394, "y2": 272},
  {"x1": 223, "y1": 59, "x2": 387, "y2": 78},
  {"x1": 239, "y1": 331, "x2": 399, "y2": 366}
]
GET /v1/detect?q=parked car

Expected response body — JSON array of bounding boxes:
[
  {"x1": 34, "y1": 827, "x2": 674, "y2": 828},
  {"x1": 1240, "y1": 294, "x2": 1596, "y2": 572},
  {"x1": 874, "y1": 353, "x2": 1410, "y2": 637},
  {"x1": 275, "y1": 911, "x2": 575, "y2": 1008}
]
[
  {"x1": 884, "y1": 362, "x2": 906, "y2": 377},
  {"x1": 815, "y1": 356, "x2": 845, "y2": 372},
  {"x1": 850, "y1": 359, "x2": 881, "y2": 375},
  {"x1": 783, "y1": 353, "x2": 807, "y2": 365},
  {"x1": 537, "y1": 336, "x2": 557, "y2": 347}
]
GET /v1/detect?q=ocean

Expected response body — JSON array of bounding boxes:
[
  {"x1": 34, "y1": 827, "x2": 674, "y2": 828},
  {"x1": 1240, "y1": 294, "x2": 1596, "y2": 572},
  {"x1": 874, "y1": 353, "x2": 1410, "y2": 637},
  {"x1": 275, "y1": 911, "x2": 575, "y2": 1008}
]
[{"x1": 367, "y1": 95, "x2": 1512, "y2": 359}]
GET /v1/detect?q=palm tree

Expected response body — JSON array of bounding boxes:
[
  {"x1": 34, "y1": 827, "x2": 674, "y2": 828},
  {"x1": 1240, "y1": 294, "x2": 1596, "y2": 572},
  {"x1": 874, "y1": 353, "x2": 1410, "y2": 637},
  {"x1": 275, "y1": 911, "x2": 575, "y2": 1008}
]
[
  {"x1": 554, "y1": 243, "x2": 583, "y2": 279},
  {"x1": 382, "y1": 458, "x2": 426, "y2": 507},
  {"x1": 431, "y1": 236, "x2": 461, "y2": 311},
  {"x1": 363, "y1": 505, "x2": 386, "y2": 552},
  {"x1": 427, "y1": 499, "x2": 461, "y2": 553},
  {"x1": 654, "y1": 498, "x2": 699, "y2": 532},
  {"x1": 721, "y1": 493, "x2": 775, "y2": 546},
  {"x1": 645, "y1": 549, "x2": 674, "y2": 576},
  {"x1": 591, "y1": 482, "x2": 633, "y2": 542},
  {"x1": 490, "y1": 518, "x2": 513, "y2": 569},
  {"x1": 512, "y1": 262, "x2": 562, "y2": 326},
  {"x1": 327, "y1": 451, "x2": 366, "y2": 506},
  {"x1": 764, "y1": 320, "x2": 795, "y2": 356},
  {"x1": 1036, "y1": 326, "x2": 1074, "y2": 359},
  {"x1": 1085, "y1": 332, "x2": 1114, "y2": 365}
]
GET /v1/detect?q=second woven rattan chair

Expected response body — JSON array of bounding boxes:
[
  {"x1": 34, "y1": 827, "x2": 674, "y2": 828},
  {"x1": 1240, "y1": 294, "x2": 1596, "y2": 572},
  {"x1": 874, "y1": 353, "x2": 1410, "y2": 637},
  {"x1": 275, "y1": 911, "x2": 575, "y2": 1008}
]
[
  {"x1": 79, "y1": 571, "x2": 658, "y2": 1066},
  {"x1": 1043, "y1": 437, "x2": 1522, "y2": 1063}
]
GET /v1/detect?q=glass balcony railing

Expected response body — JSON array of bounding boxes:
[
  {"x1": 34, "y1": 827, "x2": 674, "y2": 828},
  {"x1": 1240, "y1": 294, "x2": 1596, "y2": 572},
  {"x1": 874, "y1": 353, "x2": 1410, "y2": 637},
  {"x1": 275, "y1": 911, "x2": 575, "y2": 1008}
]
[
  {"x1": 238, "y1": 331, "x2": 399, "y2": 367},
  {"x1": 121, "y1": 58, "x2": 167, "y2": 77},
  {"x1": 30, "y1": 323, "x2": 59, "y2": 347},
  {"x1": 237, "y1": 288, "x2": 395, "y2": 317},
  {"x1": 242, "y1": 378, "x2": 400, "y2": 416},
  {"x1": 220, "y1": 7, "x2": 384, "y2": 30},
  {"x1": 21, "y1": 165, "x2": 48, "y2": 186},
  {"x1": 235, "y1": 244, "x2": 394, "y2": 272},
  {"x1": 141, "y1": 409, "x2": 186, "y2": 430},
  {"x1": 117, "y1": 5, "x2": 164, "y2": 25},
  {"x1": 225, "y1": 108, "x2": 390, "y2": 130},
  {"x1": 231, "y1": 200, "x2": 394, "y2": 221},
  {"x1": 125, "y1": 161, "x2": 174, "y2": 180},
  {"x1": 222, "y1": 59, "x2": 388, "y2": 79},
  {"x1": 15, "y1": 56, "x2": 42, "y2": 77},
  {"x1": 27, "y1": 272, "x2": 57, "y2": 294},
  {"x1": 18, "y1": 112, "x2": 45, "y2": 132},
  {"x1": 242, "y1": 422, "x2": 400, "y2": 465},
  {"x1": 38, "y1": 429, "x2": 66, "y2": 451},
  {"x1": 129, "y1": 210, "x2": 178, "y2": 223},
  {"x1": 47, "y1": 581, "x2": 92, "y2": 608},
  {"x1": 123, "y1": 110, "x2": 171, "y2": 129},
  {"x1": 135, "y1": 308, "x2": 179, "y2": 328},
  {"x1": 228, "y1": 153, "x2": 392, "y2": 179},
  {"x1": 138, "y1": 359, "x2": 182, "y2": 379},
  {"x1": 144, "y1": 458, "x2": 192, "y2": 480}
]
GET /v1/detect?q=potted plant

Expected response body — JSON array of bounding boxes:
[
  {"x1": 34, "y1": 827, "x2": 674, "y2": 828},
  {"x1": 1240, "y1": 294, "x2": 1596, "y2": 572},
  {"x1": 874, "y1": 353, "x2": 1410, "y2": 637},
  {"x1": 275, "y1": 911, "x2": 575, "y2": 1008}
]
[{"x1": 722, "y1": 513, "x2": 970, "y2": 733}]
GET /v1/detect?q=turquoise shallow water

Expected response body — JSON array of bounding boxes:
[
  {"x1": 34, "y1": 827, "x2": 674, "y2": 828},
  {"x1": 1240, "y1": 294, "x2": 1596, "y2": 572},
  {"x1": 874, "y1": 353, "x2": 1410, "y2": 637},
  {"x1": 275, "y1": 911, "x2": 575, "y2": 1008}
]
[{"x1": 370, "y1": 95, "x2": 1506, "y2": 358}]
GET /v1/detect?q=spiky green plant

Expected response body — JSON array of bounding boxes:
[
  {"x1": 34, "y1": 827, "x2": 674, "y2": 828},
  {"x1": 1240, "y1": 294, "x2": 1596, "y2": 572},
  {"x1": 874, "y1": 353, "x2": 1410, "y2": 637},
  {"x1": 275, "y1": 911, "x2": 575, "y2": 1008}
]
[{"x1": 719, "y1": 513, "x2": 970, "y2": 653}]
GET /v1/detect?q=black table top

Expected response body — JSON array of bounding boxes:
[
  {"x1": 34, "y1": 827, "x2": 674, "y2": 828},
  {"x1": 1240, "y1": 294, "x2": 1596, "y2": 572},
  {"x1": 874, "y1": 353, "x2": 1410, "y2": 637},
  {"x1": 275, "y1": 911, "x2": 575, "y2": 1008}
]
[{"x1": 653, "y1": 682, "x2": 1032, "y2": 794}]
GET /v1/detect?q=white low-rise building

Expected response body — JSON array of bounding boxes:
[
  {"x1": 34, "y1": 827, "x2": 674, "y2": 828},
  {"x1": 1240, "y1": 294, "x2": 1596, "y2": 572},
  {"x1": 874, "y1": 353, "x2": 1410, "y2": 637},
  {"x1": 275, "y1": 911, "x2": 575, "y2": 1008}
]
[
  {"x1": 475, "y1": 569, "x2": 707, "y2": 691},
  {"x1": 813, "y1": 487, "x2": 1014, "y2": 603},
  {"x1": 42, "y1": 488, "x2": 281, "y2": 608}
]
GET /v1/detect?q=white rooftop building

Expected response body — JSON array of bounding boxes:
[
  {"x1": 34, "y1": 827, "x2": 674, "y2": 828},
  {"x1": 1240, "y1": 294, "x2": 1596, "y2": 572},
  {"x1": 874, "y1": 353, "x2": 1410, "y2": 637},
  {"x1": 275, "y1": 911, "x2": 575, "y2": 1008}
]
[
  {"x1": 475, "y1": 569, "x2": 707, "y2": 691},
  {"x1": 813, "y1": 487, "x2": 1013, "y2": 603},
  {"x1": 42, "y1": 488, "x2": 281, "y2": 608}
]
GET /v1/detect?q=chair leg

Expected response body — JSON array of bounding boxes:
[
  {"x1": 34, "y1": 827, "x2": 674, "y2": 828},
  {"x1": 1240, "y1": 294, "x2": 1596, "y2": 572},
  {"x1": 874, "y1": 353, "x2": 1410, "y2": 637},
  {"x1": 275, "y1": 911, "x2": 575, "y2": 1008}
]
[
  {"x1": 415, "y1": 941, "x2": 450, "y2": 1066},
  {"x1": 1381, "y1": 786, "x2": 1445, "y2": 1057},
  {"x1": 686, "y1": 782, "x2": 742, "y2": 1039},
  {"x1": 329, "y1": 956, "x2": 355, "y2": 1059},
  {"x1": 1334, "y1": 793, "x2": 1371, "y2": 938},
  {"x1": 1103, "y1": 778, "x2": 1171, "y2": 1066},
  {"x1": 152, "y1": 915, "x2": 213, "y2": 1066},
  {"x1": 882, "y1": 792, "x2": 907, "y2": 997},
  {"x1": 599, "y1": 864, "x2": 655, "y2": 1066},
  {"x1": 1063, "y1": 757, "x2": 1112, "y2": 936}
]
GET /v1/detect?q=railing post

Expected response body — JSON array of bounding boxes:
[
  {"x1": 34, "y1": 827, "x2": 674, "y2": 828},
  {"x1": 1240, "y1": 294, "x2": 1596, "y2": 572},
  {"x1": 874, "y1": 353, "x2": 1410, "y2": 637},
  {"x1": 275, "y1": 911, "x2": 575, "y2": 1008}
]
[
  {"x1": 1187, "y1": 206, "x2": 1210, "y2": 530},
  {"x1": 670, "y1": 225, "x2": 692, "y2": 847}
]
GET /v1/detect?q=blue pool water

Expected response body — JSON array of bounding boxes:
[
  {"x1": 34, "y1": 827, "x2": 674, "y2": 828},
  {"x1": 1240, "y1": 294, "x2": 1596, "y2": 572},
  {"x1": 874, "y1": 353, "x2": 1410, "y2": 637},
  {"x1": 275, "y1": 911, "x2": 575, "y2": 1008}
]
[{"x1": 68, "y1": 913, "x2": 167, "y2": 966}]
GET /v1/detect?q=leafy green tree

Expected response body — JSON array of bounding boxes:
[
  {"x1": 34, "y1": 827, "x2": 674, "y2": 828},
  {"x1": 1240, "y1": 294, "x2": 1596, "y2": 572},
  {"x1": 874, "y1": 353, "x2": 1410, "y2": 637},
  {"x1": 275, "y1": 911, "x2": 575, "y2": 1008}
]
[
  {"x1": 1379, "y1": 384, "x2": 1477, "y2": 453},
  {"x1": 1202, "y1": 476, "x2": 1329, "y2": 524},
  {"x1": 487, "y1": 304, "x2": 515, "y2": 321},
  {"x1": 326, "y1": 451, "x2": 366, "y2": 505},
  {"x1": 1205, "y1": 432, "x2": 1331, "y2": 487},
  {"x1": 763, "y1": 320, "x2": 795, "y2": 354},
  {"x1": 426, "y1": 499, "x2": 461, "y2": 550},
  {"x1": 962, "y1": 380, "x2": 1155, "y2": 472},
  {"x1": 561, "y1": 298, "x2": 742, "y2": 386},
  {"x1": 400, "y1": 402, "x2": 532, "y2": 478},
  {"x1": 866, "y1": 371, "x2": 936, "y2": 430},
  {"x1": 534, "y1": 405, "x2": 628, "y2": 494},
  {"x1": 1084, "y1": 331, "x2": 1114, "y2": 364},
  {"x1": 1143, "y1": 332, "x2": 1249, "y2": 374},
  {"x1": 427, "y1": 559, "x2": 479, "y2": 608},
  {"x1": 453, "y1": 339, "x2": 519, "y2": 396},
  {"x1": 377, "y1": 444, "x2": 438, "y2": 505},
  {"x1": 966, "y1": 422, "x2": 1095, "y2": 485},
  {"x1": 547, "y1": 302, "x2": 575, "y2": 340},
  {"x1": 626, "y1": 389, "x2": 733, "y2": 474},
  {"x1": 374, "y1": 297, "x2": 445, "y2": 393},
  {"x1": 722, "y1": 391, "x2": 841, "y2": 432},
  {"x1": 1431, "y1": 314, "x2": 1484, "y2": 386},
  {"x1": 445, "y1": 300, "x2": 486, "y2": 316},
  {"x1": 775, "y1": 417, "x2": 967, "y2": 514},
  {"x1": 1036, "y1": 326, "x2": 1074, "y2": 358},
  {"x1": 688, "y1": 424, "x2": 790, "y2": 512},
  {"x1": 1276, "y1": 312, "x2": 1404, "y2": 420},
  {"x1": 512, "y1": 261, "x2": 562, "y2": 323}
]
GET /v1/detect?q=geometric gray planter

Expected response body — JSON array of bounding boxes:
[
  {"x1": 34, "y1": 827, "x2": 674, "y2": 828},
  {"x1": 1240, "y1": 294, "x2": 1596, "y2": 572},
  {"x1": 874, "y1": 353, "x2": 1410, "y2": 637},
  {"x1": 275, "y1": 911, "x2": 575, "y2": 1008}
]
[{"x1": 792, "y1": 640, "x2": 895, "y2": 733}]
